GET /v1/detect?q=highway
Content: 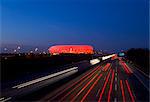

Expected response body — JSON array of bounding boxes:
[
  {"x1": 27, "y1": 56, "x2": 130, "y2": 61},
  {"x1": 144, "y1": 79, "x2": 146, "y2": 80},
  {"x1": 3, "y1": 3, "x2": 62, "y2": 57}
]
[
  {"x1": 0, "y1": 55, "x2": 149, "y2": 102},
  {"x1": 41, "y1": 57, "x2": 149, "y2": 102}
]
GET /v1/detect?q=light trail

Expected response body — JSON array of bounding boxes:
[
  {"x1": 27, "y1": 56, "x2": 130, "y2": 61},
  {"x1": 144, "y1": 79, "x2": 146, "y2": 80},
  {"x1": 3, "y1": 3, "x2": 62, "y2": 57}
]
[
  {"x1": 119, "y1": 60, "x2": 133, "y2": 74},
  {"x1": 120, "y1": 61, "x2": 130, "y2": 74},
  {"x1": 102, "y1": 54, "x2": 116, "y2": 60},
  {"x1": 107, "y1": 70, "x2": 115, "y2": 102},
  {"x1": 125, "y1": 80, "x2": 135, "y2": 102},
  {"x1": 120, "y1": 80, "x2": 125, "y2": 102},
  {"x1": 71, "y1": 73, "x2": 99, "y2": 102},
  {"x1": 12, "y1": 67, "x2": 78, "y2": 89},
  {"x1": 59, "y1": 66, "x2": 101, "y2": 101},
  {"x1": 98, "y1": 69, "x2": 112, "y2": 102},
  {"x1": 81, "y1": 74, "x2": 103, "y2": 102},
  {"x1": 0, "y1": 97, "x2": 11, "y2": 102},
  {"x1": 90, "y1": 58, "x2": 100, "y2": 65},
  {"x1": 102, "y1": 63, "x2": 111, "y2": 71},
  {"x1": 50, "y1": 65, "x2": 101, "y2": 101},
  {"x1": 0, "y1": 97, "x2": 5, "y2": 101},
  {"x1": 122, "y1": 62, "x2": 130, "y2": 74},
  {"x1": 124, "y1": 63, "x2": 133, "y2": 73}
]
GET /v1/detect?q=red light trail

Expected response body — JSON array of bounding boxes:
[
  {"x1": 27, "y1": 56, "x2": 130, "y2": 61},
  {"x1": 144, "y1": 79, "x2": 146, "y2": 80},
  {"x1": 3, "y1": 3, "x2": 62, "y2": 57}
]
[
  {"x1": 60, "y1": 66, "x2": 101, "y2": 101},
  {"x1": 102, "y1": 63, "x2": 111, "y2": 71},
  {"x1": 50, "y1": 65, "x2": 100, "y2": 101},
  {"x1": 71, "y1": 73, "x2": 99, "y2": 102},
  {"x1": 120, "y1": 61, "x2": 130, "y2": 74},
  {"x1": 124, "y1": 63, "x2": 133, "y2": 73},
  {"x1": 107, "y1": 70, "x2": 115, "y2": 102},
  {"x1": 120, "y1": 80, "x2": 125, "y2": 102},
  {"x1": 98, "y1": 69, "x2": 112, "y2": 102},
  {"x1": 43, "y1": 57, "x2": 144, "y2": 102},
  {"x1": 125, "y1": 80, "x2": 135, "y2": 102},
  {"x1": 81, "y1": 74, "x2": 103, "y2": 102}
]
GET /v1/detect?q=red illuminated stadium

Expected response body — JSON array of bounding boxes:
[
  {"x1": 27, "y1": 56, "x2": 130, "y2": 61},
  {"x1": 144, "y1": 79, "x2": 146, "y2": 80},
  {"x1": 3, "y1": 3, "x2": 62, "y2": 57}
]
[{"x1": 49, "y1": 45, "x2": 94, "y2": 55}]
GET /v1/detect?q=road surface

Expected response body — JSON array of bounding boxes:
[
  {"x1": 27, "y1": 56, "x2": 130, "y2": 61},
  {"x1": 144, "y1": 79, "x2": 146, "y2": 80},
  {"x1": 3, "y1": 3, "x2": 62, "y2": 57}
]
[{"x1": 41, "y1": 57, "x2": 149, "y2": 102}]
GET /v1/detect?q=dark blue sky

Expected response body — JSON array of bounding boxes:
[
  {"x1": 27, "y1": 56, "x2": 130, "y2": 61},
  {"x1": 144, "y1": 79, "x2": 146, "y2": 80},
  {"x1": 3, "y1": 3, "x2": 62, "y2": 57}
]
[{"x1": 1, "y1": 0, "x2": 149, "y2": 52}]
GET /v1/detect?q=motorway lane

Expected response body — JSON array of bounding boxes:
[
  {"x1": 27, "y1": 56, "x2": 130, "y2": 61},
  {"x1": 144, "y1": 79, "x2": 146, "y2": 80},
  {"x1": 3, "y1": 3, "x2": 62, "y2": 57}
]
[{"x1": 41, "y1": 57, "x2": 149, "y2": 102}]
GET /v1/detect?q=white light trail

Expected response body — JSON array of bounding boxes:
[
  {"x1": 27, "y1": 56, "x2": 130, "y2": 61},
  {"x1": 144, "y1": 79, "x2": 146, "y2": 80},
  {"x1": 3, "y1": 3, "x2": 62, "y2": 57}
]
[
  {"x1": 0, "y1": 97, "x2": 11, "y2": 102},
  {"x1": 12, "y1": 67, "x2": 78, "y2": 89},
  {"x1": 102, "y1": 54, "x2": 116, "y2": 60},
  {"x1": 90, "y1": 59, "x2": 100, "y2": 65}
]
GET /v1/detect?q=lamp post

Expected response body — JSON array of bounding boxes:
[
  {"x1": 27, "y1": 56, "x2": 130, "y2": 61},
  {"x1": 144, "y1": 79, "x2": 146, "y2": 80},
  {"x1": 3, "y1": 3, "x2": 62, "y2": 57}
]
[
  {"x1": 17, "y1": 46, "x2": 21, "y2": 50},
  {"x1": 35, "y1": 48, "x2": 38, "y2": 52},
  {"x1": 4, "y1": 48, "x2": 7, "y2": 53}
]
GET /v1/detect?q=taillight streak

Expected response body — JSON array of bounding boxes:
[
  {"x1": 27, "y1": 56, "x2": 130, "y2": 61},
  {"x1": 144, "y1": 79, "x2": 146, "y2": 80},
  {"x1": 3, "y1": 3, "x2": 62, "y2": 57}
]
[
  {"x1": 71, "y1": 73, "x2": 99, "y2": 102},
  {"x1": 107, "y1": 70, "x2": 115, "y2": 102},
  {"x1": 125, "y1": 80, "x2": 135, "y2": 102},
  {"x1": 120, "y1": 80, "x2": 125, "y2": 102},
  {"x1": 98, "y1": 69, "x2": 112, "y2": 102},
  {"x1": 50, "y1": 65, "x2": 100, "y2": 100},
  {"x1": 103, "y1": 63, "x2": 111, "y2": 71},
  {"x1": 81, "y1": 74, "x2": 103, "y2": 102},
  {"x1": 120, "y1": 61, "x2": 130, "y2": 74},
  {"x1": 124, "y1": 63, "x2": 133, "y2": 73},
  {"x1": 60, "y1": 66, "x2": 101, "y2": 101}
]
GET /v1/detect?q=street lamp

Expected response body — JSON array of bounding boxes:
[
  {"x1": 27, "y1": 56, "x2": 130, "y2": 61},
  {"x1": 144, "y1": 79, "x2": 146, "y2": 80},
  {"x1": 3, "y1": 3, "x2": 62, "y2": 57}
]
[
  {"x1": 4, "y1": 48, "x2": 7, "y2": 51},
  {"x1": 14, "y1": 49, "x2": 17, "y2": 53},
  {"x1": 17, "y1": 46, "x2": 21, "y2": 50},
  {"x1": 4, "y1": 48, "x2": 8, "y2": 53},
  {"x1": 35, "y1": 48, "x2": 38, "y2": 52},
  {"x1": 43, "y1": 51, "x2": 46, "y2": 54}
]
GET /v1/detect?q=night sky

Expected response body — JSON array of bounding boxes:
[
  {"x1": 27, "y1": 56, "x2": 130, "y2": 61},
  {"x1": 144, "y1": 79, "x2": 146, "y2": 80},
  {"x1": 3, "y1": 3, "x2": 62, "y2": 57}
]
[{"x1": 1, "y1": 0, "x2": 149, "y2": 52}]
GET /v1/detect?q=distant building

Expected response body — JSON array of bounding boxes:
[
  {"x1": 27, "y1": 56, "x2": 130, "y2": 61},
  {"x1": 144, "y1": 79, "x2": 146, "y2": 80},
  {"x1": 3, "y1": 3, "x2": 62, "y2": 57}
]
[{"x1": 49, "y1": 45, "x2": 94, "y2": 55}]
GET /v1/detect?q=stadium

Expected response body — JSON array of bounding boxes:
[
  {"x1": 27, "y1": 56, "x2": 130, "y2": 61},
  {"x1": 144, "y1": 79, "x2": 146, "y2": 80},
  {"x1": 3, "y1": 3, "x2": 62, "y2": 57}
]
[{"x1": 49, "y1": 45, "x2": 94, "y2": 55}]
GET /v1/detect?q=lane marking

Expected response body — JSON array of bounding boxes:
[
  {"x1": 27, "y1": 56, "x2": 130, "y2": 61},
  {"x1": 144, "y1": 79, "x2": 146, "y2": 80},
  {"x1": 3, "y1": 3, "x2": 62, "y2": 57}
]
[
  {"x1": 81, "y1": 74, "x2": 103, "y2": 102},
  {"x1": 115, "y1": 67, "x2": 117, "y2": 72},
  {"x1": 114, "y1": 98, "x2": 117, "y2": 102},
  {"x1": 71, "y1": 73, "x2": 99, "y2": 102},
  {"x1": 125, "y1": 80, "x2": 135, "y2": 102},
  {"x1": 115, "y1": 77, "x2": 117, "y2": 82},
  {"x1": 98, "y1": 69, "x2": 112, "y2": 102},
  {"x1": 115, "y1": 84, "x2": 117, "y2": 91},
  {"x1": 59, "y1": 66, "x2": 101, "y2": 101},
  {"x1": 108, "y1": 70, "x2": 115, "y2": 102},
  {"x1": 120, "y1": 80, "x2": 125, "y2": 102},
  {"x1": 50, "y1": 66, "x2": 101, "y2": 100}
]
